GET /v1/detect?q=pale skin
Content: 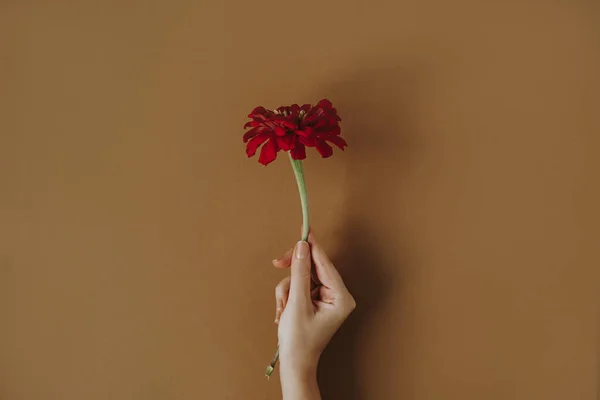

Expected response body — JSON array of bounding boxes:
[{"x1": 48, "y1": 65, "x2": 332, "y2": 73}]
[{"x1": 272, "y1": 232, "x2": 356, "y2": 400}]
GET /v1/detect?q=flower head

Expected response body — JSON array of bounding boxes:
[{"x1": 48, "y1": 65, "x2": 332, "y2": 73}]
[{"x1": 243, "y1": 99, "x2": 347, "y2": 165}]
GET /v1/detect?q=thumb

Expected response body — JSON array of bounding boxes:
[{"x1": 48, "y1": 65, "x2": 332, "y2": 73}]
[{"x1": 289, "y1": 241, "x2": 312, "y2": 308}]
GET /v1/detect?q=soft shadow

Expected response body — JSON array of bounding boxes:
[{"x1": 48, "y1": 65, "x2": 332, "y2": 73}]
[
  {"x1": 316, "y1": 64, "x2": 423, "y2": 399},
  {"x1": 317, "y1": 220, "x2": 392, "y2": 400}
]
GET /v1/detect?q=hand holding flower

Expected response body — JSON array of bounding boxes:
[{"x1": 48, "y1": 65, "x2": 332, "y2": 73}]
[
  {"x1": 243, "y1": 99, "x2": 348, "y2": 378},
  {"x1": 272, "y1": 233, "x2": 356, "y2": 399}
]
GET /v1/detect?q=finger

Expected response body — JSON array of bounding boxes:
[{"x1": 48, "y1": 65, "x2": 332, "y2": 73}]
[
  {"x1": 271, "y1": 224, "x2": 311, "y2": 268},
  {"x1": 272, "y1": 248, "x2": 293, "y2": 268},
  {"x1": 272, "y1": 244, "x2": 320, "y2": 289},
  {"x1": 272, "y1": 225, "x2": 312, "y2": 268},
  {"x1": 307, "y1": 233, "x2": 347, "y2": 292},
  {"x1": 289, "y1": 241, "x2": 313, "y2": 308},
  {"x1": 273, "y1": 247, "x2": 320, "y2": 288},
  {"x1": 303, "y1": 229, "x2": 321, "y2": 286},
  {"x1": 274, "y1": 276, "x2": 291, "y2": 324}
]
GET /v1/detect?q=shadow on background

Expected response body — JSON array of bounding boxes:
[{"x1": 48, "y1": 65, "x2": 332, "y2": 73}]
[
  {"x1": 317, "y1": 220, "x2": 391, "y2": 400},
  {"x1": 317, "y1": 64, "x2": 423, "y2": 399}
]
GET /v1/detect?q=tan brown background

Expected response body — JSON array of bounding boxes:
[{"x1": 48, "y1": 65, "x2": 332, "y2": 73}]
[{"x1": 1, "y1": 1, "x2": 599, "y2": 399}]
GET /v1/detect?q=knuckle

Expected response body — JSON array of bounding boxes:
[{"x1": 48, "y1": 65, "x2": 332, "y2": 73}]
[
  {"x1": 348, "y1": 298, "x2": 357, "y2": 311},
  {"x1": 343, "y1": 296, "x2": 356, "y2": 313}
]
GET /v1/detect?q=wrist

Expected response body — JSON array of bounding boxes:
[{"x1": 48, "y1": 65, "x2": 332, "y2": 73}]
[
  {"x1": 278, "y1": 349, "x2": 320, "y2": 379},
  {"x1": 280, "y1": 360, "x2": 320, "y2": 400},
  {"x1": 280, "y1": 358, "x2": 318, "y2": 380}
]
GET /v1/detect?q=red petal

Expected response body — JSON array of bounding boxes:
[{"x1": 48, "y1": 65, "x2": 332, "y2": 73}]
[
  {"x1": 243, "y1": 126, "x2": 267, "y2": 143},
  {"x1": 244, "y1": 120, "x2": 260, "y2": 129},
  {"x1": 314, "y1": 118, "x2": 331, "y2": 129},
  {"x1": 295, "y1": 126, "x2": 315, "y2": 138},
  {"x1": 258, "y1": 139, "x2": 278, "y2": 165},
  {"x1": 275, "y1": 126, "x2": 287, "y2": 136},
  {"x1": 317, "y1": 99, "x2": 333, "y2": 109},
  {"x1": 248, "y1": 106, "x2": 268, "y2": 119},
  {"x1": 295, "y1": 129, "x2": 309, "y2": 138},
  {"x1": 314, "y1": 123, "x2": 340, "y2": 136},
  {"x1": 282, "y1": 120, "x2": 297, "y2": 130},
  {"x1": 304, "y1": 114, "x2": 317, "y2": 124},
  {"x1": 314, "y1": 138, "x2": 333, "y2": 158},
  {"x1": 321, "y1": 134, "x2": 347, "y2": 150},
  {"x1": 299, "y1": 135, "x2": 316, "y2": 147},
  {"x1": 277, "y1": 135, "x2": 294, "y2": 151},
  {"x1": 290, "y1": 142, "x2": 306, "y2": 160},
  {"x1": 246, "y1": 133, "x2": 269, "y2": 157}
]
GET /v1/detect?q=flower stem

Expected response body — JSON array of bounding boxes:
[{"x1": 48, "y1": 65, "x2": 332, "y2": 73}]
[
  {"x1": 264, "y1": 347, "x2": 279, "y2": 379},
  {"x1": 265, "y1": 154, "x2": 310, "y2": 379},
  {"x1": 289, "y1": 154, "x2": 310, "y2": 241}
]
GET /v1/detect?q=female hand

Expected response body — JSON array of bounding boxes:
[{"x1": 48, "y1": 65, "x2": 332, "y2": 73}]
[{"x1": 272, "y1": 232, "x2": 356, "y2": 399}]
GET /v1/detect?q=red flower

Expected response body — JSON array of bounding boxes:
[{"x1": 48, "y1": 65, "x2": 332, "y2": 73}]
[{"x1": 243, "y1": 99, "x2": 347, "y2": 165}]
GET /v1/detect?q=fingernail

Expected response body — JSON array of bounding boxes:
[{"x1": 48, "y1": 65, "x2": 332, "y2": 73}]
[{"x1": 296, "y1": 241, "x2": 309, "y2": 259}]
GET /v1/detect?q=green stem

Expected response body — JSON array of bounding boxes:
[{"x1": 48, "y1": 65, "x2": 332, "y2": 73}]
[
  {"x1": 265, "y1": 154, "x2": 310, "y2": 378},
  {"x1": 264, "y1": 347, "x2": 279, "y2": 379},
  {"x1": 289, "y1": 154, "x2": 310, "y2": 241}
]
